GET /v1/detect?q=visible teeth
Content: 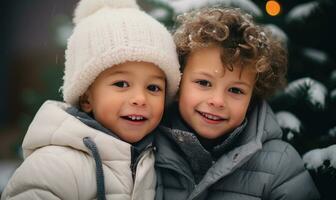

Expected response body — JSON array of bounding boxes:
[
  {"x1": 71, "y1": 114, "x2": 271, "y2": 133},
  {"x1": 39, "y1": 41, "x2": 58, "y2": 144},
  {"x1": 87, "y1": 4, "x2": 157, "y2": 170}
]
[
  {"x1": 128, "y1": 116, "x2": 144, "y2": 121},
  {"x1": 202, "y1": 112, "x2": 221, "y2": 120}
]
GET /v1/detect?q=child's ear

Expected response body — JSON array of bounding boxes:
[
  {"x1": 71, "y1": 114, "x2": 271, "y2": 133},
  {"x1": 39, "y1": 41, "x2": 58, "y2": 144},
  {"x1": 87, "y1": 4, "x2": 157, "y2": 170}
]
[{"x1": 79, "y1": 91, "x2": 92, "y2": 113}]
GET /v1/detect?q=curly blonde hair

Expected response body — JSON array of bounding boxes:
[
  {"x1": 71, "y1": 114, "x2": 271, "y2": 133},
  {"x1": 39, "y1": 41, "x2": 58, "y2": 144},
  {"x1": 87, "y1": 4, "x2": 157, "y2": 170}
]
[{"x1": 174, "y1": 7, "x2": 287, "y2": 98}]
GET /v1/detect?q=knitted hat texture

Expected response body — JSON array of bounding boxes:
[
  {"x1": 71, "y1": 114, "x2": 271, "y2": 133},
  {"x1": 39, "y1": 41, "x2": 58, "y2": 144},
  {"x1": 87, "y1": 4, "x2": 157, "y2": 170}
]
[{"x1": 62, "y1": 0, "x2": 180, "y2": 105}]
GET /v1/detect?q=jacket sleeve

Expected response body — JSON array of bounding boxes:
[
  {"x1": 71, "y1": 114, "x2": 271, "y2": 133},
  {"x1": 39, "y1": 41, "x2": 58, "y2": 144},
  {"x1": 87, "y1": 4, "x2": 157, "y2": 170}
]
[
  {"x1": 1, "y1": 150, "x2": 78, "y2": 200},
  {"x1": 268, "y1": 142, "x2": 320, "y2": 200}
]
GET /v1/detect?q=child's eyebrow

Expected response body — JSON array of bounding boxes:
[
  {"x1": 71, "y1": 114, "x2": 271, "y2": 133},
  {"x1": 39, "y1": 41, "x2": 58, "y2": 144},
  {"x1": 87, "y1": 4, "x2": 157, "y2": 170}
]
[
  {"x1": 151, "y1": 75, "x2": 166, "y2": 80},
  {"x1": 193, "y1": 71, "x2": 213, "y2": 78},
  {"x1": 106, "y1": 70, "x2": 129, "y2": 76},
  {"x1": 231, "y1": 81, "x2": 252, "y2": 88}
]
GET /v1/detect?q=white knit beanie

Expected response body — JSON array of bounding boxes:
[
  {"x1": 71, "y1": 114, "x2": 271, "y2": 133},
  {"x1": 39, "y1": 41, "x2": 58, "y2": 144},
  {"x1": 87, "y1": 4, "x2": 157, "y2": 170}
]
[{"x1": 62, "y1": 0, "x2": 180, "y2": 106}]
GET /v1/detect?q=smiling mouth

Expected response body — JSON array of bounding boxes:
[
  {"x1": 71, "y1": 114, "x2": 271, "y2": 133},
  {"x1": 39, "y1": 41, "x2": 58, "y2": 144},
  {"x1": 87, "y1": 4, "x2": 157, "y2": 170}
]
[
  {"x1": 121, "y1": 115, "x2": 147, "y2": 122},
  {"x1": 197, "y1": 111, "x2": 225, "y2": 121}
]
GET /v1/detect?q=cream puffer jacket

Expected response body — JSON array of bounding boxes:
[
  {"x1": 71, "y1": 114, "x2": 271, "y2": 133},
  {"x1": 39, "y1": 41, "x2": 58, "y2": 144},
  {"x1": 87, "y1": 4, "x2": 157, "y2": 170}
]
[{"x1": 1, "y1": 100, "x2": 156, "y2": 200}]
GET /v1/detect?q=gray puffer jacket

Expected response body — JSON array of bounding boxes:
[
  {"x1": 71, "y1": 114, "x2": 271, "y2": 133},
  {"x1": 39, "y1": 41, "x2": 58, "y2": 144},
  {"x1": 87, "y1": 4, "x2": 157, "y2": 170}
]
[{"x1": 154, "y1": 101, "x2": 320, "y2": 200}]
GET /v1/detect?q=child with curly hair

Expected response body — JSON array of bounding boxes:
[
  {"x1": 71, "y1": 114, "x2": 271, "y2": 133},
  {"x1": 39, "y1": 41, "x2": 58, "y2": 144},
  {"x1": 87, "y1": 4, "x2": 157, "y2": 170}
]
[{"x1": 154, "y1": 7, "x2": 320, "y2": 200}]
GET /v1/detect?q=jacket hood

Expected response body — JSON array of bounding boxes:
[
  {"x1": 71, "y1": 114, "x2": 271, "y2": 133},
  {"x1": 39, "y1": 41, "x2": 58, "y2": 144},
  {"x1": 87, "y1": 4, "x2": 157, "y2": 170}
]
[
  {"x1": 240, "y1": 100, "x2": 283, "y2": 145},
  {"x1": 22, "y1": 100, "x2": 131, "y2": 160}
]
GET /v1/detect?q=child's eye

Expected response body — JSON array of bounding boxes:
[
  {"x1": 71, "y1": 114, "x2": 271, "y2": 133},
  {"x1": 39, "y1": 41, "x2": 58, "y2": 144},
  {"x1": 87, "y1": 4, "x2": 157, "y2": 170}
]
[
  {"x1": 196, "y1": 80, "x2": 211, "y2": 87},
  {"x1": 229, "y1": 87, "x2": 244, "y2": 94},
  {"x1": 147, "y1": 84, "x2": 161, "y2": 92},
  {"x1": 113, "y1": 81, "x2": 129, "y2": 88}
]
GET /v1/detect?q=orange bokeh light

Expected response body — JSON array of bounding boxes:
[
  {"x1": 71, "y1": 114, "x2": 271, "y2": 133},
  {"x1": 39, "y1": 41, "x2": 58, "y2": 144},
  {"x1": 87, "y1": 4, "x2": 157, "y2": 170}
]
[{"x1": 266, "y1": 0, "x2": 281, "y2": 16}]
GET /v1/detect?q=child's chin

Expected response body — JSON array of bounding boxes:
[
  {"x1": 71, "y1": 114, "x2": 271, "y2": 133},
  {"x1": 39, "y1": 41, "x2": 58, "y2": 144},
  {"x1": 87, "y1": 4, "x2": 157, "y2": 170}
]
[
  {"x1": 119, "y1": 133, "x2": 146, "y2": 143},
  {"x1": 196, "y1": 129, "x2": 226, "y2": 139}
]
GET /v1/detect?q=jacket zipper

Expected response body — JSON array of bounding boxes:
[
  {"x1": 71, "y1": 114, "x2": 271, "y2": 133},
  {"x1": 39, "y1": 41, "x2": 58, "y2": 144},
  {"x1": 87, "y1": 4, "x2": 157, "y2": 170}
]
[
  {"x1": 156, "y1": 163, "x2": 196, "y2": 190},
  {"x1": 130, "y1": 144, "x2": 154, "y2": 181}
]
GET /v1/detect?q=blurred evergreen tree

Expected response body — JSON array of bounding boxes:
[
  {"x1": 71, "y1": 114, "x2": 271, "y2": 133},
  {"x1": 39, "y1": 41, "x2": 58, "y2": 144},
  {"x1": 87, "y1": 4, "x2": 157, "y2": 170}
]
[
  {"x1": 277, "y1": 1, "x2": 336, "y2": 199},
  {"x1": 17, "y1": 65, "x2": 63, "y2": 158},
  {"x1": 16, "y1": 15, "x2": 71, "y2": 158}
]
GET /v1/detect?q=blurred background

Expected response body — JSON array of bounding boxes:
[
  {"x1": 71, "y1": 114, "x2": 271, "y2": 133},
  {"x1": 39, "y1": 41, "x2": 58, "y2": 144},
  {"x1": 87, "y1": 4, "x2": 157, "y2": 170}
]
[{"x1": 1, "y1": 0, "x2": 335, "y2": 198}]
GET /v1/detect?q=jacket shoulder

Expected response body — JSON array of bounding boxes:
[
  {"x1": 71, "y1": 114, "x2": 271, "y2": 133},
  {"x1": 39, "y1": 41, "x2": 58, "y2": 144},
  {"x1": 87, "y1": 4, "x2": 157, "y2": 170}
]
[
  {"x1": 261, "y1": 140, "x2": 307, "y2": 178},
  {"x1": 2, "y1": 146, "x2": 82, "y2": 200},
  {"x1": 242, "y1": 140, "x2": 320, "y2": 199},
  {"x1": 241, "y1": 140, "x2": 300, "y2": 174}
]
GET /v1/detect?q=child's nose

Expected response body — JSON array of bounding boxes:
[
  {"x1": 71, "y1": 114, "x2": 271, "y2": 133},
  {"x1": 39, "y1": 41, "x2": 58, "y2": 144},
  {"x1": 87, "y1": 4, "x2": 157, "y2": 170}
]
[
  {"x1": 207, "y1": 93, "x2": 225, "y2": 109},
  {"x1": 130, "y1": 90, "x2": 146, "y2": 106}
]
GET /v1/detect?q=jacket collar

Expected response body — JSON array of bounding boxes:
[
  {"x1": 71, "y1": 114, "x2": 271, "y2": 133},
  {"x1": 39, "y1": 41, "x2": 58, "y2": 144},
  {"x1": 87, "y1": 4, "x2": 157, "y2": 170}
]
[
  {"x1": 23, "y1": 100, "x2": 157, "y2": 162},
  {"x1": 66, "y1": 105, "x2": 154, "y2": 154},
  {"x1": 22, "y1": 100, "x2": 132, "y2": 161},
  {"x1": 165, "y1": 103, "x2": 247, "y2": 183}
]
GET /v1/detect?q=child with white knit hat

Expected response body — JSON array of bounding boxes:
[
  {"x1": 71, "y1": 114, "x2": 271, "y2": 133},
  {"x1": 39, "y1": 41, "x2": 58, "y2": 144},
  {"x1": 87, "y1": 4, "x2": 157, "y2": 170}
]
[{"x1": 1, "y1": 0, "x2": 180, "y2": 199}]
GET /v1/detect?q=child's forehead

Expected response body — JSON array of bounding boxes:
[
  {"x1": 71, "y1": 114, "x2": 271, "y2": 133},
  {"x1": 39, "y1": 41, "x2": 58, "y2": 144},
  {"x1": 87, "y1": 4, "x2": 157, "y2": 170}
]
[
  {"x1": 185, "y1": 46, "x2": 256, "y2": 71},
  {"x1": 183, "y1": 53, "x2": 256, "y2": 85},
  {"x1": 185, "y1": 62, "x2": 255, "y2": 75}
]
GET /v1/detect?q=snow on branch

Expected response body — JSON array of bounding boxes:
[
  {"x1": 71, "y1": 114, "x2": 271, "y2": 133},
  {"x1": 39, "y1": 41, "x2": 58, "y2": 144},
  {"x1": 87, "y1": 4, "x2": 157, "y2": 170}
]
[
  {"x1": 286, "y1": 1, "x2": 319, "y2": 23},
  {"x1": 284, "y1": 78, "x2": 327, "y2": 110},
  {"x1": 303, "y1": 144, "x2": 336, "y2": 171},
  {"x1": 275, "y1": 111, "x2": 301, "y2": 141}
]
